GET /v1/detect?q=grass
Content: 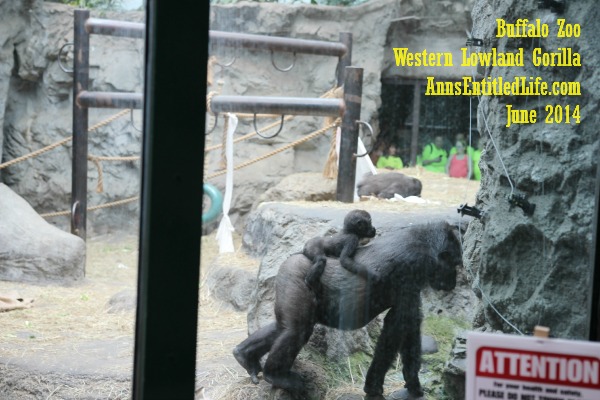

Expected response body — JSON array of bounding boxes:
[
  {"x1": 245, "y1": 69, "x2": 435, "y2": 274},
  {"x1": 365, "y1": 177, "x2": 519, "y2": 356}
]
[
  {"x1": 421, "y1": 315, "x2": 471, "y2": 399},
  {"x1": 295, "y1": 341, "x2": 407, "y2": 399}
]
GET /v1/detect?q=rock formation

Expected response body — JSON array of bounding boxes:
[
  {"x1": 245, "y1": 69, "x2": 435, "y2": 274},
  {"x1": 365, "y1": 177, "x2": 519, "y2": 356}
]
[{"x1": 0, "y1": 183, "x2": 85, "y2": 283}]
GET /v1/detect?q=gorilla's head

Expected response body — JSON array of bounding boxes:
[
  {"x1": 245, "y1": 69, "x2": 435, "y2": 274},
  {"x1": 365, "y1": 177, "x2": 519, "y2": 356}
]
[
  {"x1": 343, "y1": 209, "x2": 376, "y2": 239},
  {"x1": 428, "y1": 222, "x2": 462, "y2": 291}
]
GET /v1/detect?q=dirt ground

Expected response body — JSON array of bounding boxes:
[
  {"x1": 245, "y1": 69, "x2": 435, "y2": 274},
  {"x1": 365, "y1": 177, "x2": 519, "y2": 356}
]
[
  {"x1": 0, "y1": 170, "x2": 479, "y2": 399},
  {"x1": 0, "y1": 230, "x2": 258, "y2": 399}
]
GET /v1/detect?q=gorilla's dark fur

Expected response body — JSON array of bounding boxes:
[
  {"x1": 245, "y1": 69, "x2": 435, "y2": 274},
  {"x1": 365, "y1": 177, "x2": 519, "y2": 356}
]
[
  {"x1": 303, "y1": 209, "x2": 376, "y2": 291},
  {"x1": 357, "y1": 172, "x2": 423, "y2": 199},
  {"x1": 233, "y1": 220, "x2": 461, "y2": 399}
]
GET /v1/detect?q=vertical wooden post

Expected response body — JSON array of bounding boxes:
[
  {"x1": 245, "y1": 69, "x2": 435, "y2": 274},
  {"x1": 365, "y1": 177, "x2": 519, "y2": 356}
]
[
  {"x1": 336, "y1": 66, "x2": 363, "y2": 203},
  {"x1": 337, "y1": 33, "x2": 352, "y2": 87},
  {"x1": 71, "y1": 9, "x2": 90, "y2": 243},
  {"x1": 409, "y1": 82, "x2": 421, "y2": 167}
]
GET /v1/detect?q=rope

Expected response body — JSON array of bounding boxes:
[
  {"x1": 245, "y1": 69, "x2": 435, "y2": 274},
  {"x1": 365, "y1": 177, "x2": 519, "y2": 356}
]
[
  {"x1": 88, "y1": 109, "x2": 130, "y2": 132},
  {"x1": 38, "y1": 89, "x2": 340, "y2": 217},
  {"x1": 41, "y1": 119, "x2": 338, "y2": 218},
  {"x1": 0, "y1": 137, "x2": 72, "y2": 170},
  {"x1": 321, "y1": 87, "x2": 344, "y2": 179},
  {"x1": 205, "y1": 119, "x2": 339, "y2": 180},
  {"x1": 88, "y1": 155, "x2": 140, "y2": 161},
  {"x1": 207, "y1": 56, "x2": 216, "y2": 87},
  {"x1": 206, "y1": 91, "x2": 217, "y2": 111},
  {"x1": 87, "y1": 154, "x2": 140, "y2": 193},
  {"x1": 0, "y1": 109, "x2": 130, "y2": 170},
  {"x1": 88, "y1": 156, "x2": 104, "y2": 193},
  {"x1": 322, "y1": 126, "x2": 339, "y2": 179},
  {"x1": 40, "y1": 196, "x2": 140, "y2": 218},
  {"x1": 205, "y1": 91, "x2": 218, "y2": 133}
]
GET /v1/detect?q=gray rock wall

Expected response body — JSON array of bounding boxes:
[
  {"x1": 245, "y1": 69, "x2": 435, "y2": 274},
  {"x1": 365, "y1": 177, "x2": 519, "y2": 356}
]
[
  {"x1": 463, "y1": 0, "x2": 599, "y2": 339},
  {"x1": 0, "y1": 1, "x2": 144, "y2": 235}
]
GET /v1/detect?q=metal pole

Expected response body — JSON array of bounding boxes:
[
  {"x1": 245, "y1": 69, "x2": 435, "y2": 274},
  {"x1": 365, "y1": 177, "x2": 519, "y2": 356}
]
[
  {"x1": 77, "y1": 91, "x2": 144, "y2": 109},
  {"x1": 409, "y1": 83, "x2": 421, "y2": 167},
  {"x1": 337, "y1": 33, "x2": 352, "y2": 87},
  {"x1": 336, "y1": 66, "x2": 363, "y2": 203},
  {"x1": 85, "y1": 18, "x2": 145, "y2": 39},
  {"x1": 210, "y1": 96, "x2": 344, "y2": 117},
  {"x1": 208, "y1": 30, "x2": 347, "y2": 57},
  {"x1": 71, "y1": 9, "x2": 90, "y2": 243}
]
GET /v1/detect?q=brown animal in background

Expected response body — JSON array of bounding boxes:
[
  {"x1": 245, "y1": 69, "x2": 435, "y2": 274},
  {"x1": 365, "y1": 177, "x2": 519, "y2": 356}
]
[{"x1": 357, "y1": 172, "x2": 422, "y2": 199}]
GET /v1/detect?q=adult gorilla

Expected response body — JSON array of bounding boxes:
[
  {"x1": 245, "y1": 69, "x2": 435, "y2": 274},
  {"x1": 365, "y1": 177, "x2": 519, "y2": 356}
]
[{"x1": 234, "y1": 220, "x2": 462, "y2": 399}]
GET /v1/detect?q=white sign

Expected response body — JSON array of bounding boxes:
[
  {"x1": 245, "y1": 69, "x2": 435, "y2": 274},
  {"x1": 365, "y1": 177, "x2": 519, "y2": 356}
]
[{"x1": 467, "y1": 331, "x2": 600, "y2": 400}]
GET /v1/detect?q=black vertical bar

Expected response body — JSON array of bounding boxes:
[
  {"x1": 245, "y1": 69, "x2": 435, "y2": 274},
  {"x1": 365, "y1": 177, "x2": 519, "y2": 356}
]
[
  {"x1": 409, "y1": 83, "x2": 421, "y2": 167},
  {"x1": 133, "y1": 0, "x2": 207, "y2": 398},
  {"x1": 337, "y1": 33, "x2": 352, "y2": 87},
  {"x1": 589, "y1": 160, "x2": 600, "y2": 340},
  {"x1": 336, "y1": 67, "x2": 363, "y2": 203},
  {"x1": 71, "y1": 9, "x2": 90, "y2": 242}
]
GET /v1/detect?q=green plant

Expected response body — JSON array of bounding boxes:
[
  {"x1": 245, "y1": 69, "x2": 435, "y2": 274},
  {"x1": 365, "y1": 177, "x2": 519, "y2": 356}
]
[
  {"x1": 49, "y1": 0, "x2": 123, "y2": 10},
  {"x1": 421, "y1": 315, "x2": 470, "y2": 399}
]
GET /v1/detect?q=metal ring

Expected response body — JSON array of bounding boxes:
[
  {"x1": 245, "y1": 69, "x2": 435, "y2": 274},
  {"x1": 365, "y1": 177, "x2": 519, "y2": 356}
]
[
  {"x1": 71, "y1": 200, "x2": 80, "y2": 232},
  {"x1": 205, "y1": 113, "x2": 219, "y2": 135},
  {"x1": 254, "y1": 114, "x2": 285, "y2": 139},
  {"x1": 130, "y1": 109, "x2": 142, "y2": 132},
  {"x1": 270, "y1": 50, "x2": 296, "y2": 72},
  {"x1": 354, "y1": 120, "x2": 374, "y2": 157},
  {"x1": 214, "y1": 56, "x2": 236, "y2": 68},
  {"x1": 58, "y1": 42, "x2": 74, "y2": 73}
]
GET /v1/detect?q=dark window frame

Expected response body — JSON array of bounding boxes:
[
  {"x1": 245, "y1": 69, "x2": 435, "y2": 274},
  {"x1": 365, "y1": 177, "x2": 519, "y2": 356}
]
[{"x1": 132, "y1": 1, "x2": 209, "y2": 398}]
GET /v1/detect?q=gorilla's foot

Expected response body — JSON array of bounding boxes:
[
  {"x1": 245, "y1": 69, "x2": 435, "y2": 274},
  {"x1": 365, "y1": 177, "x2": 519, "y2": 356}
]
[
  {"x1": 263, "y1": 370, "x2": 304, "y2": 392},
  {"x1": 404, "y1": 384, "x2": 424, "y2": 399},
  {"x1": 364, "y1": 394, "x2": 386, "y2": 400},
  {"x1": 232, "y1": 346, "x2": 261, "y2": 384},
  {"x1": 380, "y1": 388, "x2": 424, "y2": 400}
]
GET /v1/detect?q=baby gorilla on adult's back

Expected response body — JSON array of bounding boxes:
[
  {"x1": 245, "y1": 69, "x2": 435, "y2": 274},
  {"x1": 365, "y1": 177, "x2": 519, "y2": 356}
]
[
  {"x1": 233, "y1": 220, "x2": 461, "y2": 399},
  {"x1": 302, "y1": 209, "x2": 376, "y2": 291}
]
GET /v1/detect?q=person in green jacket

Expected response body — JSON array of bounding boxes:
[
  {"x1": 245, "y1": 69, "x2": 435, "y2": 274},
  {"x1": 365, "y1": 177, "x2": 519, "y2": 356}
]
[
  {"x1": 421, "y1": 135, "x2": 448, "y2": 173},
  {"x1": 376, "y1": 144, "x2": 404, "y2": 170},
  {"x1": 472, "y1": 137, "x2": 483, "y2": 181}
]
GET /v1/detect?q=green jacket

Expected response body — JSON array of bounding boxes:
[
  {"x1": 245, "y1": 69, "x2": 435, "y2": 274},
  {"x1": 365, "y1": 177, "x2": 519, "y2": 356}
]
[
  {"x1": 472, "y1": 149, "x2": 482, "y2": 180},
  {"x1": 376, "y1": 156, "x2": 404, "y2": 170},
  {"x1": 422, "y1": 143, "x2": 448, "y2": 173}
]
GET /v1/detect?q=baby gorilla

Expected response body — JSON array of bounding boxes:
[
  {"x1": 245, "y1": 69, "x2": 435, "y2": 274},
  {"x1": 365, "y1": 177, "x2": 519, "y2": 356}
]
[{"x1": 303, "y1": 209, "x2": 376, "y2": 291}]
